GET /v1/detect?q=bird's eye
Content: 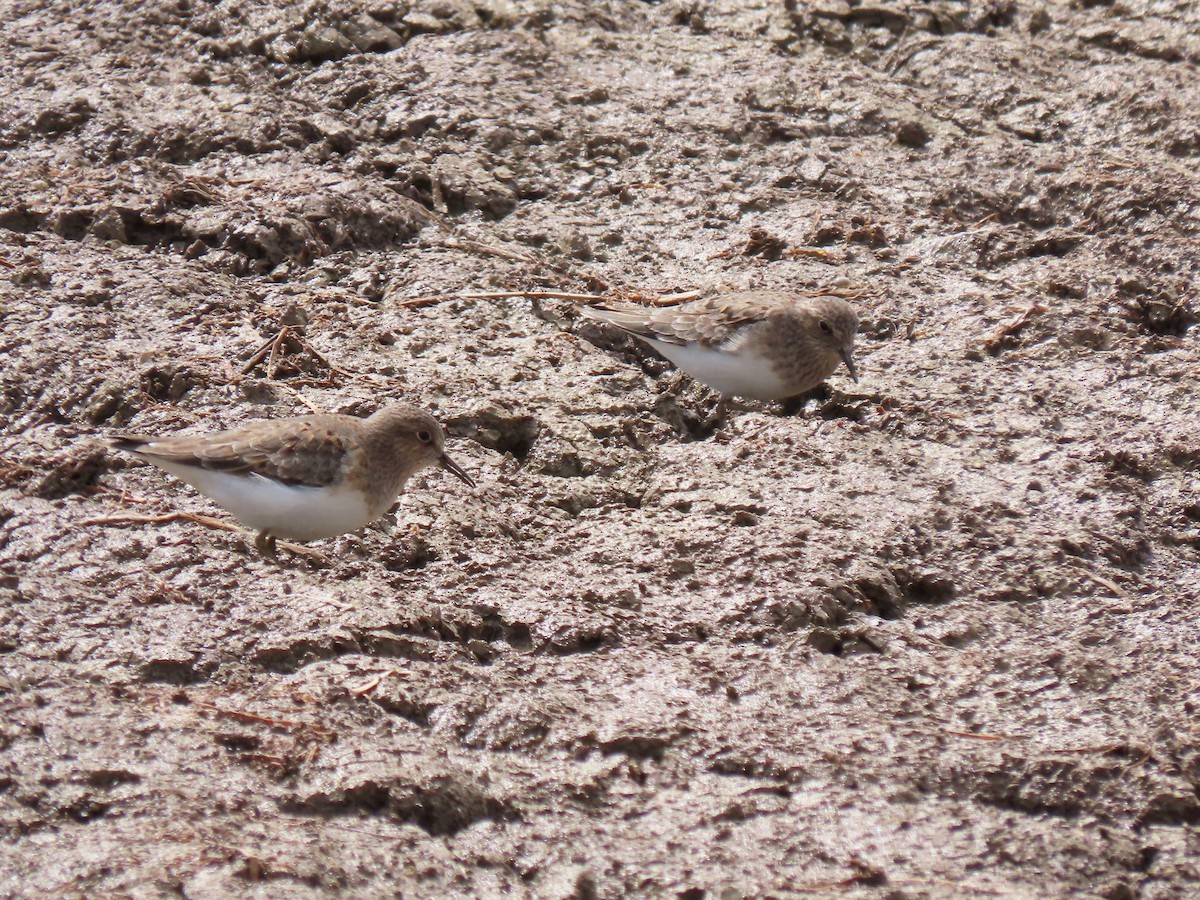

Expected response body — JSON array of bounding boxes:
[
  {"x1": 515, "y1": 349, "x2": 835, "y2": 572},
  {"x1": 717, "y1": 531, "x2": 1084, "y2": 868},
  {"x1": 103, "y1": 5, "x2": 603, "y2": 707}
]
[
  {"x1": 819, "y1": 320, "x2": 832, "y2": 334},
  {"x1": 417, "y1": 430, "x2": 433, "y2": 443}
]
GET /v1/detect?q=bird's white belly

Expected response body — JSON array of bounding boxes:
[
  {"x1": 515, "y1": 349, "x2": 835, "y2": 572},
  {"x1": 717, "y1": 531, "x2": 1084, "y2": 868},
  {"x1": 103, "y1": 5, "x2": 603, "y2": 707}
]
[
  {"x1": 152, "y1": 461, "x2": 376, "y2": 541},
  {"x1": 649, "y1": 340, "x2": 790, "y2": 400}
]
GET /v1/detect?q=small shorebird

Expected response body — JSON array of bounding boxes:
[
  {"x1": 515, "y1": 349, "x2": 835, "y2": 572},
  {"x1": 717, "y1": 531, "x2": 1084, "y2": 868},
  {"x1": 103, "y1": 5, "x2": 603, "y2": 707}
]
[
  {"x1": 109, "y1": 405, "x2": 473, "y2": 556},
  {"x1": 581, "y1": 291, "x2": 859, "y2": 400}
]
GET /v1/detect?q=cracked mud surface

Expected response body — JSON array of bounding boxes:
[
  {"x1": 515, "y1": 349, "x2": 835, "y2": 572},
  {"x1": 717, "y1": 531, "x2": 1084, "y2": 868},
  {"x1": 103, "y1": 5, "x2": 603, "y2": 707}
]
[{"x1": 2, "y1": 1, "x2": 1199, "y2": 896}]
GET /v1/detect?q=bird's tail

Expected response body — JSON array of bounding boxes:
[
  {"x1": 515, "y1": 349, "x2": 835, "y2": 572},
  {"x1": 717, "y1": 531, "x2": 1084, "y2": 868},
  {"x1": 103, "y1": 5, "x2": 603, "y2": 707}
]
[{"x1": 107, "y1": 434, "x2": 154, "y2": 454}]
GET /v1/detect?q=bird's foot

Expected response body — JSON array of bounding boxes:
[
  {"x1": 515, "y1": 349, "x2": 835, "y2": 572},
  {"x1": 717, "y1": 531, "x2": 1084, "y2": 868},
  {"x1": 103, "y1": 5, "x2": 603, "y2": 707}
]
[{"x1": 254, "y1": 531, "x2": 278, "y2": 558}]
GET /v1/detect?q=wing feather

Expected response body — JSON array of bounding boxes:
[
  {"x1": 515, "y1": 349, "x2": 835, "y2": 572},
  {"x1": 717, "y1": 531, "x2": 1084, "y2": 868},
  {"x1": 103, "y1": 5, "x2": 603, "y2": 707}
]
[
  {"x1": 110, "y1": 416, "x2": 355, "y2": 488},
  {"x1": 582, "y1": 291, "x2": 795, "y2": 348}
]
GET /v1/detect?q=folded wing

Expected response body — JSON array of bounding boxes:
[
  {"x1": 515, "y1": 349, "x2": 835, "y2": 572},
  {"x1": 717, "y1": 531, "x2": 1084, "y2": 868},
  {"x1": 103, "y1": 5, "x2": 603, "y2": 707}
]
[
  {"x1": 110, "y1": 417, "x2": 353, "y2": 488},
  {"x1": 582, "y1": 291, "x2": 790, "y2": 348}
]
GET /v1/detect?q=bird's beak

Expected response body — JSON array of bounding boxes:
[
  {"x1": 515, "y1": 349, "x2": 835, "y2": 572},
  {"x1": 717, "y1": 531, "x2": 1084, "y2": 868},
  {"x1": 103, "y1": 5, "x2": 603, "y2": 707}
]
[
  {"x1": 440, "y1": 453, "x2": 475, "y2": 487},
  {"x1": 840, "y1": 348, "x2": 859, "y2": 383}
]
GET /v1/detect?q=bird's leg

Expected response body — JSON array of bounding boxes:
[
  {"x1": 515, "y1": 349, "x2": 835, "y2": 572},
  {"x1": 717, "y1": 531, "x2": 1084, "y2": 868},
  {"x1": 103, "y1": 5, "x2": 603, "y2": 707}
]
[{"x1": 254, "y1": 530, "x2": 277, "y2": 558}]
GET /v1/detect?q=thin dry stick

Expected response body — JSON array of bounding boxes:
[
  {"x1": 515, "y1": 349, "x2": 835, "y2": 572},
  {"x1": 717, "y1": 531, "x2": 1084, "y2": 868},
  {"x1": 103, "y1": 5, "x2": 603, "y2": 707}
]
[
  {"x1": 265, "y1": 327, "x2": 290, "y2": 380},
  {"x1": 1069, "y1": 564, "x2": 1129, "y2": 599},
  {"x1": 397, "y1": 289, "x2": 611, "y2": 308},
  {"x1": 240, "y1": 326, "x2": 353, "y2": 382},
  {"x1": 193, "y1": 701, "x2": 333, "y2": 734},
  {"x1": 983, "y1": 303, "x2": 1045, "y2": 351},
  {"x1": 350, "y1": 669, "x2": 401, "y2": 696},
  {"x1": 943, "y1": 729, "x2": 1013, "y2": 741},
  {"x1": 81, "y1": 511, "x2": 329, "y2": 561},
  {"x1": 293, "y1": 334, "x2": 352, "y2": 379},
  {"x1": 439, "y1": 237, "x2": 537, "y2": 264},
  {"x1": 272, "y1": 382, "x2": 324, "y2": 415},
  {"x1": 780, "y1": 246, "x2": 838, "y2": 259},
  {"x1": 239, "y1": 331, "x2": 284, "y2": 375}
]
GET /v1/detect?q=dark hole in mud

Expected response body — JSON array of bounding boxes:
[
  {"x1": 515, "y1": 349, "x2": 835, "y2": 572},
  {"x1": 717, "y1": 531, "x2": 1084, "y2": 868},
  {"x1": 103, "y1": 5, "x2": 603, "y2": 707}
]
[
  {"x1": 380, "y1": 541, "x2": 439, "y2": 572},
  {"x1": 678, "y1": 412, "x2": 720, "y2": 443},
  {"x1": 1026, "y1": 233, "x2": 1083, "y2": 258},
  {"x1": 598, "y1": 735, "x2": 668, "y2": 761},
  {"x1": 806, "y1": 629, "x2": 843, "y2": 655},
  {"x1": 813, "y1": 394, "x2": 869, "y2": 423},
  {"x1": 856, "y1": 579, "x2": 903, "y2": 620},
  {"x1": 31, "y1": 447, "x2": 107, "y2": 499},
  {"x1": 338, "y1": 782, "x2": 391, "y2": 814},
  {"x1": 1120, "y1": 281, "x2": 1196, "y2": 337},
  {"x1": 549, "y1": 631, "x2": 610, "y2": 655},
  {"x1": 253, "y1": 634, "x2": 361, "y2": 673},
  {"x1": 294, "y1": 779, "x2": 513, "y2": 837},
  {"x1": 138, "y1": 656, "x2": 206, "y2": 684},
  {"x1": 402, "y1": 612, "x2": 533, "y2": 652},
  {"x1": 901, "y1": 573, "x2": 956, "y2": 604},
  {"x1": 506, "y1": 622, "x2": 533, "y2": 651},
  {"x1": 778, "y1": 386, "x2": 829, "y2": 417},
  {"x1": 400, "y1": 785, "x2": 515, "y2": 836},
  {"x1": 217, "y1": 733, "x2": 261, "y2": 753},
  {"x1": 50, "y1": 210, "x2": 92, "y2": 241},
  {"x1": 651, "y1": 395, "x2": 722, "y2": 442},
  {"x1": 446, "y1": 412, "x2": 539, "y2": 463},
  {"x1": 122, "y1": 210, "x2": 190, "y2": 247},
  {"x1": 1137, "y1": 793, "x2": 1200, "y2": 827},
  {"x1": 140, "y1": 365, "x2": 195, "y2": 403},
  {"x1": 1101, "y1": 449, "x2": 1158, "y2": 482},
  {"x1": 372, "y1": 695, "x2": 435, "y2": 727},
  {"x1": 84, "y1": 769, "x2": 142, "y2": 789},
  {"x1": 0, "y1": 206, "x2": 43, "y2": 233},
  {"x1": 1129, "y1": 297, "x2": 1196, "y2": 337},
  {"x1": 63, "y1": 797, "x2": 112, "y2": 823}
]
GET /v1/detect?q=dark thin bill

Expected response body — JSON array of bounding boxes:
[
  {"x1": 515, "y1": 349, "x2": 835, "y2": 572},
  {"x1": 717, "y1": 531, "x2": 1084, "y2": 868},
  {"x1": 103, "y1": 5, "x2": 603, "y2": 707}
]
[
  {"x1": 840, "y1": 349, "x2": 859, "y2": 383},
  {"x1": 440, "y1": 453, "x2": 475, "y2": 487}
]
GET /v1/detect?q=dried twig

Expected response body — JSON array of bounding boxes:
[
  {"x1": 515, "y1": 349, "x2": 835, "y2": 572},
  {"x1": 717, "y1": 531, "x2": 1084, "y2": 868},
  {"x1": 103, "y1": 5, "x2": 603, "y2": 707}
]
[
  {"x1": 272, "y1": 382, "x2": 324, "y2": 415},
  {"x1": 239, "y1": 331, "x2": 283, "y2": 375},
  {"x1": 397, "y1": 289, "x2": 611, "y2": 308},
  {"x1": 983, "y1": 303, "x2": 1045, "y2": 353},
  {"x1": 1066, "y1": 561, "x2": 1129, "y2": 599},
  {"x1": 943, "y1": 729, "x2": 1012, "y2": 741},
  {"x1": 781, "y1": 247, "x2": 838, "y2": 259},
  {"x1": 264, "y1": 327, "x2": 289, "y2": 379},
  {"x1": 439, "y1": 237, "x2": 537, "y2": 264},
  {"x1": 239, "y1": 326, "x2": 351, "y2": 382},
  {"x1": 350, "y1": 669, "x2": 401, "y2": 695},
  {"x1": 194, "y1": 701, "x2": 333, "y2": 735}
]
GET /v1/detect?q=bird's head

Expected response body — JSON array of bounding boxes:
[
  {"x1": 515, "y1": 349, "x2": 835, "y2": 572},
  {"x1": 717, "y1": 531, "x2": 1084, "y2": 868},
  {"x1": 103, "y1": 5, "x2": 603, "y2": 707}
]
[{"x1": 368, "y1": 406, "x2": 474, "y2": 486}]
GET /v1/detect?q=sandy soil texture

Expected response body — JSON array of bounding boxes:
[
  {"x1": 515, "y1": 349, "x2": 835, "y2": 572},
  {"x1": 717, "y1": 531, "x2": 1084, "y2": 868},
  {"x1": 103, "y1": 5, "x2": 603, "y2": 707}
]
[{"x1": 2, "y1": 0, "x2": 1199, "y2": 896}]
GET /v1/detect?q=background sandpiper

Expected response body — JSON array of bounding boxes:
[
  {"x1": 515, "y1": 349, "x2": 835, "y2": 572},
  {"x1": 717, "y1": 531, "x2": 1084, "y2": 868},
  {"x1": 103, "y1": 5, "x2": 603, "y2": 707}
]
[{"x1": 582, "y1": 291, "x2": 859, "y2": 401}]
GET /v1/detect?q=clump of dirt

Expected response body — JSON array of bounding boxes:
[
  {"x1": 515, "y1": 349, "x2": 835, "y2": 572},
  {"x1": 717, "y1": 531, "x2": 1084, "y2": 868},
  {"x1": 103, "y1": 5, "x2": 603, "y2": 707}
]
[{"x1": 2, "y1": 0, "x2": 1199, "y2": 896}]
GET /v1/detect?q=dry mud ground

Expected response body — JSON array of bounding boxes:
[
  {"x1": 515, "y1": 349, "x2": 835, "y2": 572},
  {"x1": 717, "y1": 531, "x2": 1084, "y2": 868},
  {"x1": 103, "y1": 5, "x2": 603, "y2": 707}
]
[{"x1": 1, "y1": 0, "x2": 1199, "y2": 896}]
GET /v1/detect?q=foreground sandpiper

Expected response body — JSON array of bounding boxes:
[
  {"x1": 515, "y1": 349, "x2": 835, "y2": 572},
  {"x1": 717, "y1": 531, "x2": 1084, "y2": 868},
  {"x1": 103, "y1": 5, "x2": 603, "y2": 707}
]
[
  {"x1": 581, "y1": 291, "x2": 860, "y2": 401},
  {"x1": 109, "y1": 405, "x2": 473, "y2": 556}
]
